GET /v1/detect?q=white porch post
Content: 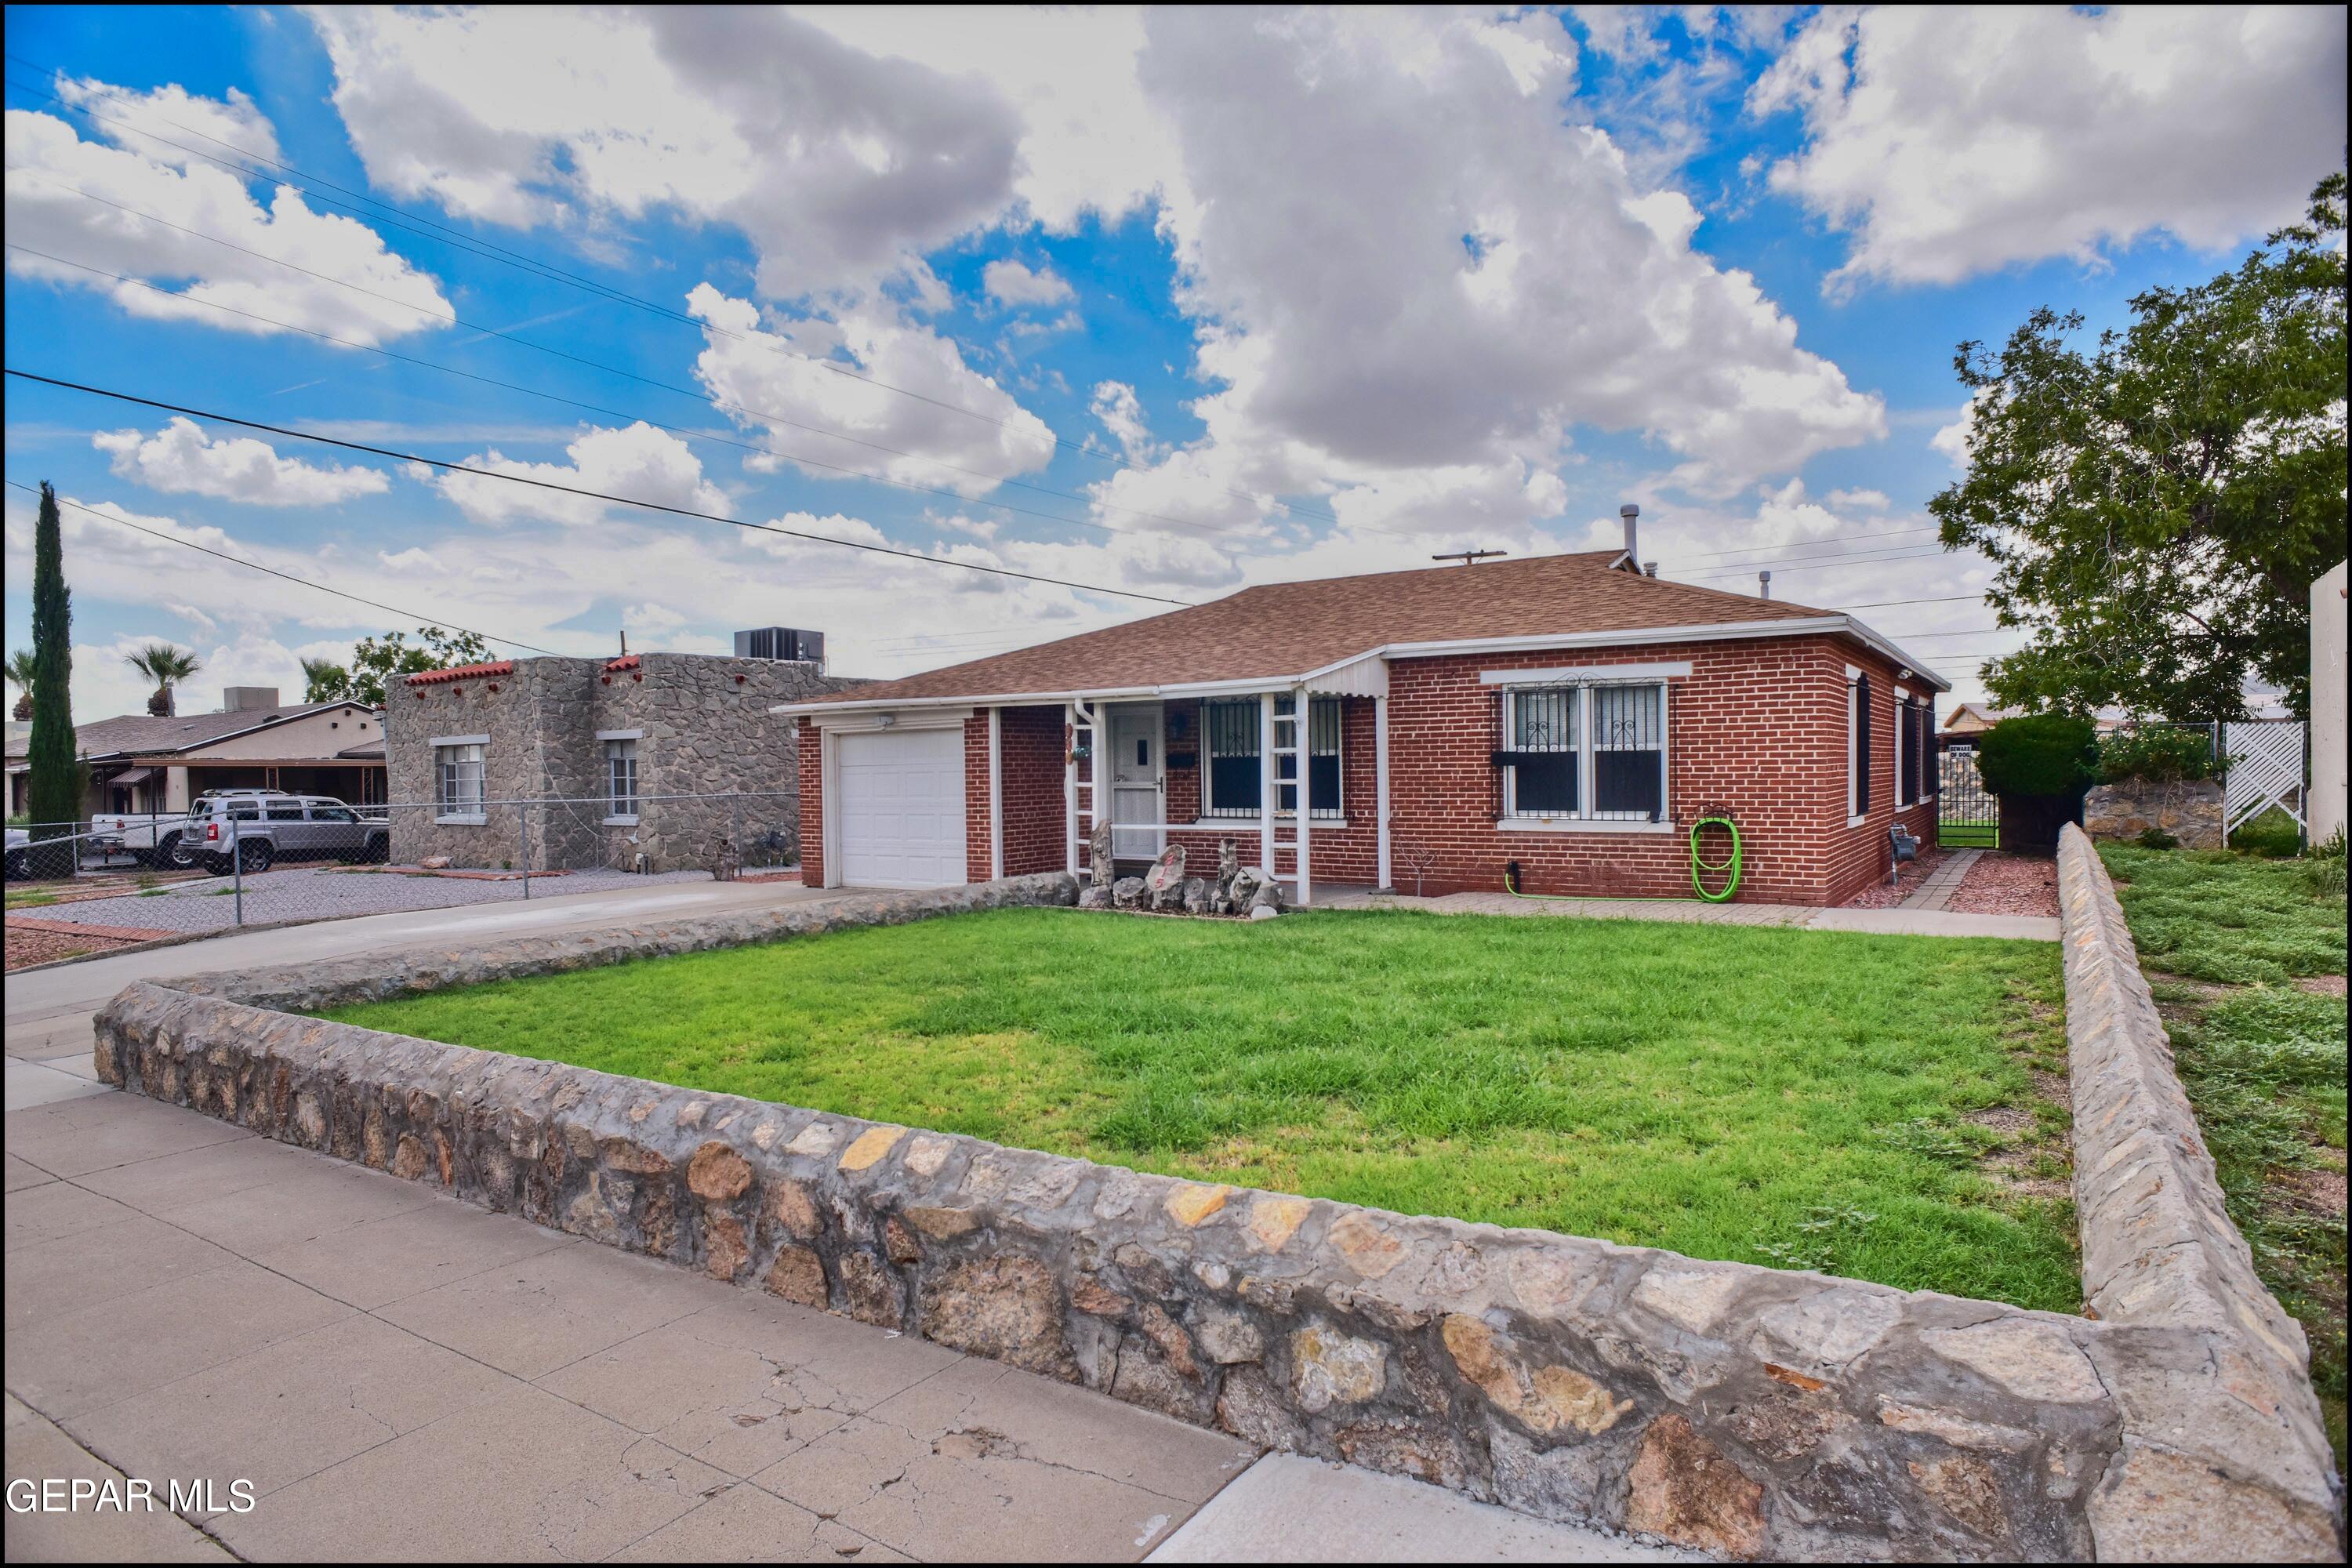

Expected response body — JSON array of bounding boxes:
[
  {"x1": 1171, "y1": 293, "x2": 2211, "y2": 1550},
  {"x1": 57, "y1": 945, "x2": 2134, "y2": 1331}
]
[
  {"x1": 987, "y1": 706, "x2": 1004, "y2": 880},
  {"x1": 1258, "y1": 689, "x2": 1276, "y2": 875},
  {"x1": 1374, "y1": 693, "x2": 1391, "y2": 891},
  {"x1": 1294, "y1": 683, "x2": 1312, "y2": 907},
  {"x1": 1064, "y1": 701, "x2": 1080, "y2": 876}
]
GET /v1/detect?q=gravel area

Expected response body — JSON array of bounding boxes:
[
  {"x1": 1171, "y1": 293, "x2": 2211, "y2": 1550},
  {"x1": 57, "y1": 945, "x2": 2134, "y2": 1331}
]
[
  {"x1": 3, "y1": 863, "x2": 717, "y2": 935},
  {"x1": 1947, "y1": 851, "x2": 2060, "y2": 917},
  {"x1": 5, "y1": 922, "x2": 166, "y2": 969},
  {"x1": 1843, "y1": 845, "x2": 1950, "y2": 908}
]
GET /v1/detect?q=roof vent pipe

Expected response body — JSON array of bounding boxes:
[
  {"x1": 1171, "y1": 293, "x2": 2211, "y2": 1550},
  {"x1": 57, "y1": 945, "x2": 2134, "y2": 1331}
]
[
  {"x1": 1759, "y1": 570, "x2": 1772, "y2": 601},
  {"x1": 1620, "y1": 503, "x2": 1639, "y2": 564},
  {"x1": 1643, "y1": 561, "x2": 1659, "y2": 578}
]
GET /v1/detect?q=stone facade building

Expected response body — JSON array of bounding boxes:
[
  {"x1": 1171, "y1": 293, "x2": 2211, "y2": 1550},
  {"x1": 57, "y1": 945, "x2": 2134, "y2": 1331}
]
[{"x1": 385, "y1": 651, "x2": 855, "y2": 872}]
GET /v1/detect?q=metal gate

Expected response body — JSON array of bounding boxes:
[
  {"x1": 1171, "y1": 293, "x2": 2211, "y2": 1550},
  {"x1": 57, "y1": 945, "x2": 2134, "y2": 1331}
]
[{"x1": 1937, "y1": 748, "x2": 1998, "y2": 848}]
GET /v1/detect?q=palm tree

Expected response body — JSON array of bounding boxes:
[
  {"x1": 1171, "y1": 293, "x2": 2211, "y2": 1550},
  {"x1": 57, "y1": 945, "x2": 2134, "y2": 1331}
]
[
  {"x1": 124, "y1": 643, "x2": 202, "y2": 717},
  {"x1": 5, "y1": 648, "x2": 34, "y2": 722},
  {"x1": 299, "y1": 655, "x2": 349, "y2": 703}
]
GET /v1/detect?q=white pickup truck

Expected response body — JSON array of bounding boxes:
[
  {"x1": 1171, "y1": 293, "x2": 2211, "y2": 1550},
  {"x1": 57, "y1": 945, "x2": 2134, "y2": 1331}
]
[{"x1": 90, "y1": 788, "x2": 291, "y2": 867}]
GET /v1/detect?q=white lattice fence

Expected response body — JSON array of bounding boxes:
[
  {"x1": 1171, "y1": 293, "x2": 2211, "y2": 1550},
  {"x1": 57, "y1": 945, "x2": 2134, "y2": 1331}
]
[{"x1": 2224, "y1": 720, "x2": 2307, "y2": 837}]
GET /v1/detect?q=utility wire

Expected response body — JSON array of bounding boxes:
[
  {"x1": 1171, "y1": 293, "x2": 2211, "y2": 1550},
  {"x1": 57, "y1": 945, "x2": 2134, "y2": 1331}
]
[
  {"x1": 5, "y1": 479, "x2": 563, "y2": 655},
  {"x1": 4, "y1": 176, "x2": 1326, "y2": 550},
  {"x1": 3, "y1": 369, "x2": 1194, "y2": 606},
  {"x1": 2, "y1": 59, "x2": 1357, "y2": 532},
  {"x1": 1670, "y1": 524, "x2": 1940, "y2": 562},
  {"x1": 2, "y1": 237, "x2": 1294, "y2": 560}
]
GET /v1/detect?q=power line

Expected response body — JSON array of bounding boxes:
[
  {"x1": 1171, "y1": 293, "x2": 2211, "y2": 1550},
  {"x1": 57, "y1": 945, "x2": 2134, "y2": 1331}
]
[
  {"x1": 2, "y1": 237, "x2": 1299, "y2": 563},
  {"x1": 4, "y1": 479, "x2": 563, "y2": 655},
  {"x1": 2, "y1": 59, "x2": 1356, "y2": 532},
  {"x1": 4, "y1": 368, "x2": 1193, "y2": 606},
  {"x1": 1684, "y1": 546, "x2": 1962, "y2": 583},
  {"x1": 1670, "y1": 524, "x2": 1940, "y2": 563},
  {"x1": 4, "y1": 178, "x2": 1325, "y2": 552}
]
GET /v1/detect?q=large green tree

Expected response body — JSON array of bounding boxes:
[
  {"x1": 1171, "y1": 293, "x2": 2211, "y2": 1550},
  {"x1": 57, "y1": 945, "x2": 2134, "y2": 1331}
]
[
  {"x1": 1930, "y1": 172, "x2": 2348, "y2": 722},
  {"x1": 26, "y1": 482, "x2": 82, "y2": 830},
  {"x1": 310, "y1": 626, "x2": 493, "y2": 707}
]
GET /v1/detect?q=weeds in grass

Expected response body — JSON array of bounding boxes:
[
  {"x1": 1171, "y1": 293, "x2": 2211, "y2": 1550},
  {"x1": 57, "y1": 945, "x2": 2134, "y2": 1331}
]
[
  {"x1": 1755, "y1": 1205, "x2": 1880, "y2": 1272},
  {"x1": 2105, "y1": 840, "x2": 2348, "y2": 1478}
]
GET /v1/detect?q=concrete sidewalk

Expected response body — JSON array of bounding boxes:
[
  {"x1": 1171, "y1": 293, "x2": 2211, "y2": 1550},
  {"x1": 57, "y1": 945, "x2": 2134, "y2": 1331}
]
[
  {"x1": 5, "y1": 1075, "x2": 1686, "y2": 1563},
  {"x1": 1319, "y1": 885, "x2": 2057, "y2": 939}
]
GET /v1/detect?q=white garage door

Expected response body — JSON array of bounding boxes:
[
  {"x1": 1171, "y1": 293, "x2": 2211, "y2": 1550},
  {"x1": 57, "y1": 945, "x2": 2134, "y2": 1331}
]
[{"x1": 836, "y1": 727, "x2": 967, "y2": 889}]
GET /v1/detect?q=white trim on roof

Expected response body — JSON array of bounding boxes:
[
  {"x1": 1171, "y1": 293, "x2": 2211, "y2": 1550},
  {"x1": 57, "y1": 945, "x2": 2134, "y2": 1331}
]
[{"x1": 772, "y1": 614, "x2": 1951, "y2": 717}]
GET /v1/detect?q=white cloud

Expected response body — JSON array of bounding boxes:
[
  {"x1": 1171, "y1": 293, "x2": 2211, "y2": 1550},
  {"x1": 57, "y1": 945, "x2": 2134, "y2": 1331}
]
[
  {"x1": 1753, "y1": 6, "x2": 2349, "y2": 289},
  {"x1": 431, "y1": 422, "x2": 731, "y2": 527},
  {"x1": 1930, "y1": 392, "x2": 1989, "y2": 467},
  {"x1": 53, "y1": 76, "x2": 285, "y2": 169},
  {"x1": 92, "y1": 417, "x2": 390, "y2": 506},
  {"x1": 685, "y1": 284, "x2": 1055, "y2": 499},
  {"x1": 307, "y1": 5, "x2": 1022, "y2": 299},
  {"x1": 1825, "y1": 487, "x2": 1890, "y2": 511},
  {"x1": 982, "y1": 259, "x2": 1073, "y2": 307},
  {"x1": 1090, "y1": 381, "x2": 1152, "y2": 462},
  {"x1": 5, "y1": 85, "x2": 453, "y2": 346}
]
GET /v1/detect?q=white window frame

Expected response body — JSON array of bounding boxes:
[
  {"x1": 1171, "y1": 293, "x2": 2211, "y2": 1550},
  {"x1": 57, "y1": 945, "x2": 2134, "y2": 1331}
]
[
  {"x1": 1893, "y1": 686, "x2": 1912, "y2": 808},
  {"x1": 431, "y1": 735, "x2": 488, "y2": 824},
  {"x1": 1201, "y1": 695, "x2": 1344, "y2": 820},
  {"x1": 600, "y1": 730, "x2": 641, "y2": 824},
  {"x1": 1846, "y1": 666, "x2": 1868, "y2": 826},
  {"x1": 1497, "y1": 681, "x2": 1672, "y2": 831}
]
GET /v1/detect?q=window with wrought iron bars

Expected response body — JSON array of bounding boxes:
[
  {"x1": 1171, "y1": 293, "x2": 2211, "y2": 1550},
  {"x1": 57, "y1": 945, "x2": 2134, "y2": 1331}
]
[
  {"x1": 1202, "y1": 696, "x2": 1342, "y2": 818},
  {"x1": 1498, "y1": 683, "x2": 1666, "y2": 822}
]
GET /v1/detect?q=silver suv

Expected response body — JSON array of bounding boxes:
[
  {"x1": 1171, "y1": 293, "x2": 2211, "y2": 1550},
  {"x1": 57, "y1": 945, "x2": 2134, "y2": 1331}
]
[{"x1": 183, "y1": 793, "x2": 389, "y2": 873}]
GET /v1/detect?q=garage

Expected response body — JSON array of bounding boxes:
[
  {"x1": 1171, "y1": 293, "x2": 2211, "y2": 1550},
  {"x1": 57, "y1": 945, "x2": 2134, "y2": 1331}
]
[{"x1": 833, "y1": 726, "x2": 968, "y2": 888}]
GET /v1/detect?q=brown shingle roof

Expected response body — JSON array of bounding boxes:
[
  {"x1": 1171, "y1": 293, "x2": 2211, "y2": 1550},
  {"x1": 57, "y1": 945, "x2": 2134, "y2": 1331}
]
[
  {"x1": 4, "y1": 702, "x2": 374, "y2": 762},
  {"x1": 797, "y1": 552, "x2": 1836, "y2": 706}
]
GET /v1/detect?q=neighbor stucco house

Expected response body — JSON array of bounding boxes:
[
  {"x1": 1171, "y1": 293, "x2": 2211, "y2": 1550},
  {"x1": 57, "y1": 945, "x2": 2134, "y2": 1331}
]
[
  {"x1": 5, "y1": 687, "x2": 386, "y2": 820},
  {"x1": 383, "y1": 641, "x2": 858, "y2": 872},
  {"x1": 781, "y1": 543, "x2": 1948, "y2": 905}
]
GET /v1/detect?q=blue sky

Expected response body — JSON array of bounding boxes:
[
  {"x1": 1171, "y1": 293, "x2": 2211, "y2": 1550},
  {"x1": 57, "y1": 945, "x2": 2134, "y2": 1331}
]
[{"x1": 5, "y1": 5, "x2": 2344, "y2": 721}]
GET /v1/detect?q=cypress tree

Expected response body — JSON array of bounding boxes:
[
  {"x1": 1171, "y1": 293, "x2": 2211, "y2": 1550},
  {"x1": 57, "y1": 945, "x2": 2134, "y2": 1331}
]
[{"x1": 26, "y1": 481, "x2": 82, "y2": 835}]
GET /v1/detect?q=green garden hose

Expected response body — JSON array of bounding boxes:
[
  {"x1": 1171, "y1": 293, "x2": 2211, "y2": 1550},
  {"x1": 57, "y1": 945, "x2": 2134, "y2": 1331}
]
[{"x1": 1690, "y1": 815, "x2": 1742, "y2": 902}]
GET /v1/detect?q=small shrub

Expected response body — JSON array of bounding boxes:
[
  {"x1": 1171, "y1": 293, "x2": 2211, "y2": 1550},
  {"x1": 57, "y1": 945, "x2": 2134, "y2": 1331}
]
[
  {"x1": 2100, "y1": 725, "x2": 2217, "y2": 783},
  {"x1": 1977, "y1": 713, "x2": 2099, "y2": 799},
  {"x1": 2137, "y1": 828, "x2": 2179, "y2": 851}
]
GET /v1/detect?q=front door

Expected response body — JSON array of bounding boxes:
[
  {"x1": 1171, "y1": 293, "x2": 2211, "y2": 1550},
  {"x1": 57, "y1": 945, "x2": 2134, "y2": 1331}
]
[{"x1": 1106, "y1": 706, "x2": 1163, "y2": 861}]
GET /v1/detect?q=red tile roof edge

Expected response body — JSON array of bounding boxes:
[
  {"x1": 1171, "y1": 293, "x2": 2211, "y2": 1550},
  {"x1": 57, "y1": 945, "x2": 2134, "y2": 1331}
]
[
  {"x1": 604, "y1": 654, "x2": 641, "y2": 672},
  {"x1": 404, "y1": 660, "x2": 516, "y2": 686}
]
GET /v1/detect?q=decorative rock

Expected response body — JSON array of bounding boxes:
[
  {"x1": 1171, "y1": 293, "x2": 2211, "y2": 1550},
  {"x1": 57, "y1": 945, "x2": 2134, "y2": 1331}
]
[
  {"x1": 1164, "y1": 1182, "x2": 1232, "y2": 1227},
  {"x1": 419, "y1": 855, "x2": 452, "y2": 870},
  {"x1": 918, "y1": 1255, "x2": 1073, "y2": 1377},
  {"x1": 837, "y1": 1124, "x2": 908, "y2": 1172},
  {"x1": 687, "y1": 1141, "x2": 753, "y2": 1200},
  {"x1": 1089, "y1": 817, "x2": 1115, "y2": 887},
  {"x1": 1248, "y1": 877, "x2": 1284, "y2": 913},
  {"x1": 1875, "y1": 1399, "x2": 2035, "y2": 1453},
  {"x1": 1228, "y1": 866, "x2": 1264, "y2": 907},
  {"x1": 1181, "y1": 877, "x2": 1210, "y2": 915},
  {"x1": 1247, "y1": 1194, "x2": 1312, "y2": 1253},
  {"x1": 1112, "y1": 876, "x2": 1146, "y2": 909},
  {"x1": 1071, "y1": 1276, "x2": 1132, "y2": 1317},
  {"x1": 1077, "y1": 886, "x2": 1112, "y2": 910},
  {"x1": 1327, "y1": 1211, "x2": 1406, "y2": 1278},
  {"x1": 1144, "y1": 844, "x2": 1187, "y2": 897},
  {"x1": 1910, "y1": 1454, "x2": 2008, "y2": 1540},
  {"x1": 902, "y1": 1203, "x2": 978, "y2": 1239},
  {"x1": 902, "y1": 1135, "x2": 953, "y2": 1178},
  {"x1": 1248, "y1": 904, "x2": 1281, "y2": 920},
  {"x1": 837, "y1": 1252, "x2": 903, "y2": 1327},
  {"x1": 1292, "y1": 1325, "x2": 1387, "y2": 1412},
  {"x1": 1442, "y1": 1316, "x2": 1634, "y2": 1436},
  {"x1": 1216, "y1": 1366, "x2": 1308, "y2": 1450},
  {"x1": 765, "y1": 1244, "x2": 827, "y2": 1307},
  {"x1": 1194, "y1": 1309, "x2": 1265, "y2": 1365},
  {"x1": 771, "y1": 1178, "x2": 822, "y2": 1239},
  {"x1": 1218, "y1": 838, "x2": 1239, "y2": 887},
  {"x1": 1633, "y1": 1265, "x2": 1745, "y2": 1337},
  {"x1": 1919, "y1": 1319, "x2": 2103, "y2": 1404},
  {"x1": 883, "y1": 1217, "x2": 921, "y2": 1265},
  {"x1": 1625, "y1": 1414, "x2": 1767, "y2": 1559},
  {"x1": 704, "y1": 1213, "x2": 750, "y2": 1279}
]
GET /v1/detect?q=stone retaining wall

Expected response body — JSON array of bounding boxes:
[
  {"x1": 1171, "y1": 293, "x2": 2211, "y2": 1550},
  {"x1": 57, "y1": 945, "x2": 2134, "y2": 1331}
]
[
  {"x1": 92, "y1": 870, "x2": 2343, "y2": 1560},
  {"x1": 2082, "y1": 779, "x2": 2225, "y2": 849},
  {"x1": 2054, "y1": 824, "x2": 2342, "y2": 1558}
]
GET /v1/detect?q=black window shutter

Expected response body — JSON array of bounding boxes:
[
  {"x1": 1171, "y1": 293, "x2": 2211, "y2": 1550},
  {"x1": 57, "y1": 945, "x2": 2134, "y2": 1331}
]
[
  {"x1": 1856, "y1": 674, "x2": 1872, "y2": 814},
  {"x1": 1924, "y1": 705, "x2": 1939, "y2": 798}
]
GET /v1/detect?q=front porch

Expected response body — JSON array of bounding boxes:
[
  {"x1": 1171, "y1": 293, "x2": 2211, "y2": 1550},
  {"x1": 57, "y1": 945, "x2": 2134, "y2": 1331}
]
[{"x1": 1048, "y1": 664, "x2": 1392, "y2": 906}]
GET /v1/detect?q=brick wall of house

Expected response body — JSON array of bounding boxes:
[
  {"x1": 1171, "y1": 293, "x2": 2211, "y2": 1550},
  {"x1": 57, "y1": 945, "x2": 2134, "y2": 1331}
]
[
  {"x1": 996, "y1": 705, "x2": 1069, "y2": 877},
  {"x1": 795, "y1": 716, "x2": 824, "y2": 887},
  {"x1": 808, "y1": 631, "x2": 1940, "y2": 905}
]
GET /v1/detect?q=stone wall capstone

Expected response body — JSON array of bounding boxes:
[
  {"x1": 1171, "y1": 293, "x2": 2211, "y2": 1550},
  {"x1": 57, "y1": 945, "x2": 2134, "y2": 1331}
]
[
  {"x1": 89, "y1": 869, "x2": 2345, "y2": 1561},
  {"x1": 2055, "y1": 824, "x2": 2342, "y2": 1559}
]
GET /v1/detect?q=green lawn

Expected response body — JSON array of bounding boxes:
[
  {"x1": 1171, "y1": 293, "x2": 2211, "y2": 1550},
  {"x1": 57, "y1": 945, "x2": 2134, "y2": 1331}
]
[
  {"x1": 2099, "y1": 842, "x2": 2347, "y2": 1475},
  {"x1": 322, "y1": 908, "x2": 2081, "y2": 1312}
]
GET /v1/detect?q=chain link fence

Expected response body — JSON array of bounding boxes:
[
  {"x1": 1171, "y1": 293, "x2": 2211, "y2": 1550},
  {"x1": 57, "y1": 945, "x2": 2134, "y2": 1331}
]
[{"x1": 5, "y1": 789, "x2": 801, "y2": 938}]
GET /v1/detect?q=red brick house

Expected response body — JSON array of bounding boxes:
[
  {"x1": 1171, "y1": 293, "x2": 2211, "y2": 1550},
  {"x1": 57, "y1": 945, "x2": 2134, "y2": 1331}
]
[{"x1": 781, "y1": 546, "x2": 1946, "y2": 905}]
